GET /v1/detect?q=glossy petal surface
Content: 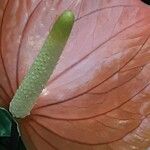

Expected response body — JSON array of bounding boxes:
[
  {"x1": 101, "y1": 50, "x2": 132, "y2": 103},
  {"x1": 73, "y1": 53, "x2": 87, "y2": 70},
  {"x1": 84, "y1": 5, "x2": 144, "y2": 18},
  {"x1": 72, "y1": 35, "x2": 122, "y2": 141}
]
[{"x1": 0, "y1": 0, "x2": 150, "y2": 150}]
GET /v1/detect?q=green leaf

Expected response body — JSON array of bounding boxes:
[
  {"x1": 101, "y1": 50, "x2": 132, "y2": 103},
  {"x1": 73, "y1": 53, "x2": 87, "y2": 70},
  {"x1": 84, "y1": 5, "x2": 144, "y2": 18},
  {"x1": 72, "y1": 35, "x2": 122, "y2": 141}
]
[
  {"x1": 0, "y1": 108, "x2": 12, "y2": 137},
  {"x1": 0, "y1": 114, "x2": 26, "y2": 149},
  {"x1": 0, "y1": 144, "x2": 7, "y2": 150}
]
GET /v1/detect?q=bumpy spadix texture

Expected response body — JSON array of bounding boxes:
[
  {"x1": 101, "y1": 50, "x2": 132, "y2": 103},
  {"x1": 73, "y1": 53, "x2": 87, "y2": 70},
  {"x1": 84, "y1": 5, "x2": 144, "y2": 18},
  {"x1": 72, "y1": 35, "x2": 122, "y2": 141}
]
[{"x1": 9, "y1": 11, "x2": 75, "y2": 118}]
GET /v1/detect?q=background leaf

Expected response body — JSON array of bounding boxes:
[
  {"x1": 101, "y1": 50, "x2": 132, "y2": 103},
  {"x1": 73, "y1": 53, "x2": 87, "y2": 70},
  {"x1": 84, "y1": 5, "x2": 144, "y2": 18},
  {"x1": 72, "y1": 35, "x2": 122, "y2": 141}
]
[
  {"x1": 0, "y1": 119, "x2": 26, "y2": 150},
  {"x1": 0, "y1": 108, "x2": 12, "y2": 137}
]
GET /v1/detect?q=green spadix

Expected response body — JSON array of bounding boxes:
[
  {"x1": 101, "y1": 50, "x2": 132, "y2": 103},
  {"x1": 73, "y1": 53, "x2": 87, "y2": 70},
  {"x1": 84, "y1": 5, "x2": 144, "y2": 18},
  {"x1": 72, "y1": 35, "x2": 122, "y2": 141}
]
[{"x1": 9, "y1": 10, "x2": 75, "y2": 118}]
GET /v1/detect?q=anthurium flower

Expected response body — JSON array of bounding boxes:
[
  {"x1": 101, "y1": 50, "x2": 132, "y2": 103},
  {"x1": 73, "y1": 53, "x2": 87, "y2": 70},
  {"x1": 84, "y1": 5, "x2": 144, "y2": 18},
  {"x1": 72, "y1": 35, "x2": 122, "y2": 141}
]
[{"x1": 0, "y1": 0, "x2": 150, "y2": 150}]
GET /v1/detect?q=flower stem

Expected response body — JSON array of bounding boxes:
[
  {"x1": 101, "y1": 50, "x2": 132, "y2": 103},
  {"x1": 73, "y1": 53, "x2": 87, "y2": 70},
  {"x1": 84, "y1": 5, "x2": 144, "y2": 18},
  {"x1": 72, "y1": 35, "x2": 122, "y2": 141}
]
[{"x1": 9, "y1": 10, "x2": 75, "y2": 118}]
